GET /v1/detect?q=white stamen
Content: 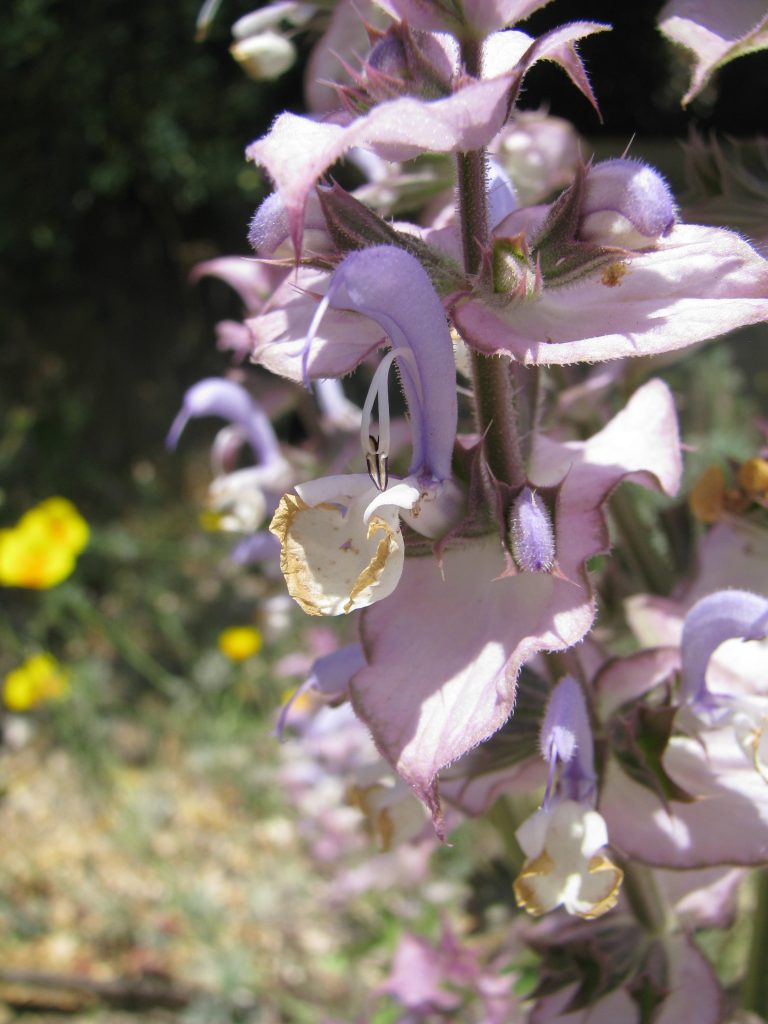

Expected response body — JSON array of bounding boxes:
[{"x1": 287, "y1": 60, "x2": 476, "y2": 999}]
[{"x1": 359, "y1": 347, "x2": 421, "y2": 483}]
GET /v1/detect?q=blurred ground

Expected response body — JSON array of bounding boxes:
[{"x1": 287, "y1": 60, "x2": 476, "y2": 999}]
[{"x1": 0, "y1": 713, "x2": 367, "y2": 1023}]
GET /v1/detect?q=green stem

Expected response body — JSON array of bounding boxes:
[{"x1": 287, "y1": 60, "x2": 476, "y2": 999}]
[
  {"x1": 455, "y1": 39, "x2": 524, "y2": 489},
  {"x1": 742, "y1": 869, "x2": 768, "y2": 1016},
  {"x1": 619, "y1": 860, "x2": 674, "y2": 936},
  {"x1": 609, "y1": 489, "x2": 674, "y2": 595},
  {"x1": 485, "y1": 794, "x2": 529, "y2": 874}
]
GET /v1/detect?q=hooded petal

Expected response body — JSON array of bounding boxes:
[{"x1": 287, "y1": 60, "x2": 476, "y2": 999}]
[
  {"x1": 166, "y1": 377, "x2": 283, "y2": 465},
  {"x1": 452, "y1": 223, "x2": 768, "y2": 365},
  {"x1": 316, "y1": 246, "x2": 458, "y2": 479},
  {"x1": 352, "y1": 380, "x2": 681, "y2": 819},
  {"x1": 680, "y1": 589, "x2": 768, "y2": 704}
]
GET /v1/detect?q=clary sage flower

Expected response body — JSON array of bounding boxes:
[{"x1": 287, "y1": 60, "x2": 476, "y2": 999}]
[
  {"x1": 514, "y1": 676, "x2": 623, "y2": 919},
  {"x1": 167, "y1": 377, "x2": 293, "y2": 533},
  {"x1": 269, "y1": 245, "x2": 463, "y2": 617}
]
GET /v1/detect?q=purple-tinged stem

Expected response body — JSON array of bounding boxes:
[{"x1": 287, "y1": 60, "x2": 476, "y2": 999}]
[{"x1": 456, "y1": 40, "x2": 524, "y2": 489}]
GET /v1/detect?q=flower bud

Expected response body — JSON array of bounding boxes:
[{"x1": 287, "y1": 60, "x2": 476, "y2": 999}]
[
  {"x1": 359, "y1": 25, "x2": 453, "y2": 105},
  {"x1": 579, "y1": 158, "x2": 678, "y2": 249},
  {"x1": 230, "y1": 31, "x2": 296, "y2": 81},
  {"x1": 510, "y1": 487, "x2": 556, "y2": 573}
]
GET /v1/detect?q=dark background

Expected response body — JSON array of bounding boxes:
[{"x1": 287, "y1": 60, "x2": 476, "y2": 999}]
[{"x1": 2, "y1": 0, "x2": 766, "y2": 517}]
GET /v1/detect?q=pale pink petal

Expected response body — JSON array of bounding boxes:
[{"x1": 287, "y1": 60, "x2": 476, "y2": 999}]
[
  {"x1": 441, "y1": 756, "x2": 549, "y2": 816},
  {"x1": 655, "y1": 935, "x2": 723, "y2": 1024},
  {"x1": 529, "y1": 936, "x2": 721, "y2": 1024},
  {"x1": 530, "y1": 379, "x2": 682, "y2": 497},
  {"x1": 594, "y1": 647, "x2": 680, "y2": 718},
  {"x1": 247, "y1": 267, "x2": 385, "y2": 381},
  {"x1": 191, "y1": 256, "x2": 283, "y2": 313},
  {"x1": 684, "y1": 517, "x2": 768, "y2": 601},
  {"x1": 352, "y1": 380, "x2": 680, "y2": 817},
  {"x1": 657, "y1": 866, "x2": 745, "y2": 929},
  {"x1": 452, "y1": 224, "x2": 768, "y2": 365},
  {"x1": 378, "y1": 932, "x2": 461, "y2": 1011},
  {"x1": 659, "y1": 0, "x2": 768, "y2": 105},
  {"x1": 601, "y1": 727, "x2": 768, "y2": 867},
  {"x1": 246, "y1": 81, "x2": 513, "y2": 249},
  {"x1": 354, "y1": 533, "x2": 593, "y2": 819},
  {"x1": 377, "y1": 0, "x2": 556, "y2": 34},
  {"x1": 214, "y1": 320, "x2": 254, "y2": 362}
]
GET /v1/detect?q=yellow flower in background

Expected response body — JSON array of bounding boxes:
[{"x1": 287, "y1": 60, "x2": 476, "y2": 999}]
[
  {"x1": 218, "y1": 626, "x2": 263, "y2": 661},
  {"x1": 0, "y1": 497, "x2": 89, "y2": 589},
  {"x1": 3, "y1": 653, "x2": 70, "y2": 711},
  {"x1": 19, "y1": 498, "x2": 90, "y2": 555}
]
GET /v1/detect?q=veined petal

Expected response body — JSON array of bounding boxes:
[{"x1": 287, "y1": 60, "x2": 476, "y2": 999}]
[
  {"x1": 246, "y1": 81, "x2": 513, "y2": 251},
  {"x1": 247, "y1": 21, "x2": 606, "y2": 249},
  {"x1": 377, "y1": 0, "x2": 555, "y2": 35},
  {"x1": 190, "y1": 256, "x2": 282, "y2": 313},
  {"x1": 601, "y1": 726, "x2": 768, "y2": 868}
]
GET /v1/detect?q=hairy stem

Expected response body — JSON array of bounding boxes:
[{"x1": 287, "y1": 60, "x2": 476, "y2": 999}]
[
  {"x1": 456, "y1": 38, "x2": 524, "y2": 488},
  {"x1": 620, "y1": 860, "x2": 674, "y2": 936}
]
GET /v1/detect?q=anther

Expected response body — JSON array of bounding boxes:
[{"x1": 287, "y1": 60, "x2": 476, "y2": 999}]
[{"x1": 365, "y1": 434, "x2": 389, "y2": 491}]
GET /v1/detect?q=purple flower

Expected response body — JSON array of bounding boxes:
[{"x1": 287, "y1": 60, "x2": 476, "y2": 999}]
[
  {"x1": 269, "y1": 247, "x2": 464, "y2": 616},
  {"x1": 579, "y1": 157, "x2": 678, "y2": 246},
  {"x1": 680, "y1": 589, "x2": 768, "y2": 707},
  {"x1": 167, "y1": 377, "x2": 292, "y2": 532}
]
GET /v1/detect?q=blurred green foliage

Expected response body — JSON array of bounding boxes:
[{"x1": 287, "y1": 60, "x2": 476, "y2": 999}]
[{"x1": 0, "y1": 0, "x2": 302, "y2": 517}]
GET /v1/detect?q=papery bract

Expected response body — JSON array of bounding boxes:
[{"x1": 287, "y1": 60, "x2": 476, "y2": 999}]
[{"x1": 351, "y1": 379, "x2": 682, "y2": 823}]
